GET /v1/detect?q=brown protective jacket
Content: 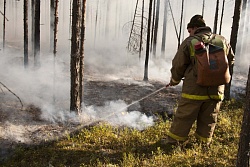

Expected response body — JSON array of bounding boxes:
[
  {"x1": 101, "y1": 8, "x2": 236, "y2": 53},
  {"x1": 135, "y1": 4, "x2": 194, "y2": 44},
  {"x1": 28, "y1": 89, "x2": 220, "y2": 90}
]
[{"x1": 170, "y1": 27, "x2": 235, "y2": 101}]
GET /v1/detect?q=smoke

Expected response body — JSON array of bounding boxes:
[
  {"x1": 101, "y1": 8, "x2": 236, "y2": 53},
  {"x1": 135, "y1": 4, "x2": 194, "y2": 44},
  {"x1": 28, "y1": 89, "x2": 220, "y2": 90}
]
[
  {"x1": 81, "y1": 100, "x2": 154, "y2": 130},
  {"x1": 0, "y1": 0, "x2": 248, "y2": 145}
]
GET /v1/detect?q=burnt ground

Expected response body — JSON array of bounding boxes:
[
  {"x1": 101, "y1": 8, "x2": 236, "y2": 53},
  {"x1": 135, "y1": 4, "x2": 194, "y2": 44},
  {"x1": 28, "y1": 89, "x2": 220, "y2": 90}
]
[{"x1": 0, "y1": 78, "x2": 181, "y2": 163}]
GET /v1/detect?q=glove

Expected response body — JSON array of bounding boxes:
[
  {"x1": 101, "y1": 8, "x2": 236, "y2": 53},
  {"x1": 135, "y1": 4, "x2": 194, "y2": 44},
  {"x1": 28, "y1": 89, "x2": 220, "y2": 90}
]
[{"x1": 169, "y1": 77, "x2": 180, "y2": 86}]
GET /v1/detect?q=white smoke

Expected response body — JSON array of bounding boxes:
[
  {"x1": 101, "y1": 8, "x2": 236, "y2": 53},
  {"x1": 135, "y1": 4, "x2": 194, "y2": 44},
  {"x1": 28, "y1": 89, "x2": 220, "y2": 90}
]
[
  {"x1": 81, "y1": 100, "x2": 154, "y2": 130},
  {"x1": 0, "y1": 0, "x2": 247, "y2": 145}
]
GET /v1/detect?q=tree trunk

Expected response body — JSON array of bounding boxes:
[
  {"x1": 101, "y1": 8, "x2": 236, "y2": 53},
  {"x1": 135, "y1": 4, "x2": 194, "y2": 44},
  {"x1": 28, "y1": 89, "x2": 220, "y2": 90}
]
[
  {"x1": 31, "y1": 0, "x2": 35, "y2": 52},
  {"x1": 52, "y1": 0, "x2": 59, "y2": 104},
  {"x1": 54, "y1": 0, "x2": 59, "y2": 56},
  {"x1": 236, "y1": 66, "x2": 250, "y2": 167},
  {"x1": 150, "y1": 0, "x2": 156, "y2": 54},
  {"x1": 24, "y1": 0, "x2": 28, "y2": 68},
  {"x1": 79, "y1": 0, "x2": 86, "y2": 106},
  {"x1": 178, "y1": 0, "x2": 184, "y2": 49},
  {"x1": 219, "y1": 0, "x2": 226, "y2": 35},
  {"x1": 139, "y1": 0, "x2": 145, "y2": 59},
  {"x1": 213, "y1": 0, "x2": 219, "y2": 34},
  {"x1": 34, "y1": 0, "x2": 40, "y2": 67},
  {"x1": 225, "y1": 0, "x2": 243, "y2": 100},
  {"x1": 202, "y1": 0, "x2": 205, "y2": 16},
  {"x1": 3, "y1": 0, "x2": 6, "y2": 50},
  {"x1": 152, "y1": 0, "x2": 160, "y2": 57},
  {"x1": 143, "y1": 0, "x2": 153, "y2": 81},
  {"x1": 70, "y1": 0, "x2": 81, "y2": 112},
  {"x1": 161, "y1": 0, "x2": 168, "y2": 57},
  {"x1": 50, "y1": 0, "x2": 55, "y2": 52}
]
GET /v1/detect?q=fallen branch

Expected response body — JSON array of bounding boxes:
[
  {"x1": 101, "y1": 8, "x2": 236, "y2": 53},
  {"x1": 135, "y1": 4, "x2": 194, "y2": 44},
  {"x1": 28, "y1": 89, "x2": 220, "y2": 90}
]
[{"x1": 0, "y1": 81, "x2": 23, "y2": 109}]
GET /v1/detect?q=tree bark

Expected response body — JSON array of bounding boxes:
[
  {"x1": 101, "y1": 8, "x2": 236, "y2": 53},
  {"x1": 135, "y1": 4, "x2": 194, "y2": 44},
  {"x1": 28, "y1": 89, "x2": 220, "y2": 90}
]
[
  {"x1": 24, "y1": 0, "x2": 28, "y2": 68},
  {"x1": 70, "y1": 0, "x2": 81, "y2": 112},
  {"x1": 79, "y1": 0, "x2": 86, "y2": 106},
  {"x1": 50, "y1": 0, "x2": 55, "y2": 52},
  {"x1": 3, "y1": 0, "x2": 6, "y2": 50},
  {"x1": 34, "y1": 0, "x2": 40, "y2": 67},
  {"x1": 54, "y1": 0, "x2": 59, "y2": 56},
  {"x1": 202, "y1": 0, "x2": 205, "y2": 16},
  {"x1": 143, "y1": 0, "x2": 153, "y2": 81},
  {"x1": 213, "y1": 0, "x2": 219, "y2": 34},
  {"x1": 178, "y1": 0, "x2": 184, "y2": 49},
  {"x1": 225, "y1": 0, "x2": 242, "y2": 100},
  {"x1": 236, "y1": 66, "x2": 250, "y2": 167}
]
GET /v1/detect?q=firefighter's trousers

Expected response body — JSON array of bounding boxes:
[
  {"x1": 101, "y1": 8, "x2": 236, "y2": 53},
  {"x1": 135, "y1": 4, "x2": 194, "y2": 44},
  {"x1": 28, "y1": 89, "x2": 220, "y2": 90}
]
[{"x1": 168, "y1": 97, "x2": 222, "y2": 143}]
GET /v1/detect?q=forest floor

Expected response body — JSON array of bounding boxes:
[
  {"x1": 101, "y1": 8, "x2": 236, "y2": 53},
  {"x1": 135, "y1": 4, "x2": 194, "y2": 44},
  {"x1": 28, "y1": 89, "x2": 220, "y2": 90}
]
[{"x1": 0, "y1": 76, "x2": 181, "y2": 163}]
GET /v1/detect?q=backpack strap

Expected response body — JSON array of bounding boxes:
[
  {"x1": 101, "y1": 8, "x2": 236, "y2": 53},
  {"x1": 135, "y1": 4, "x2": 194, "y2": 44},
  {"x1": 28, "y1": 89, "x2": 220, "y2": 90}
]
[{"x1": 190, "y1": 33, "x2": 216, "y2": 57}]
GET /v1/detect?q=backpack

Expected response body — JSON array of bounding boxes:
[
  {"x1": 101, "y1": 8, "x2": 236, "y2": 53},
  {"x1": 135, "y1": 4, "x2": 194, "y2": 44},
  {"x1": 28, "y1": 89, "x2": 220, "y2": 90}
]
[{"x1": 190, "y1": 34, "x2": 231, "y2": 87}]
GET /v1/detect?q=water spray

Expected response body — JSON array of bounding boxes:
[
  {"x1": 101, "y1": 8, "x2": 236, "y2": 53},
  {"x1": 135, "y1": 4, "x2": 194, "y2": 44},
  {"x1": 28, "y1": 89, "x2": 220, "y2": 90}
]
[
  {"x1": 74, "y1": 83, "x2": 171, "y2": 132},
  {"x1": 100, "y1": 84, "x2": 170, "y2": 119}
]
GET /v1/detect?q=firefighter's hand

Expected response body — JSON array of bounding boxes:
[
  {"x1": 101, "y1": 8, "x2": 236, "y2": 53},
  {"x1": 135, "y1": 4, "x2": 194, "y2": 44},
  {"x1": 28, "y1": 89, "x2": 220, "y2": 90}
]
[{"x1": 169, "y1": 78, "x2": 180, "y2": 86}]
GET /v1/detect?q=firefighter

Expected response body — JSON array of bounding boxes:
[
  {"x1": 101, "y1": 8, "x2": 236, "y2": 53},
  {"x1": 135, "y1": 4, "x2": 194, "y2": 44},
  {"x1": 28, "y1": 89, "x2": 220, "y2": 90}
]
[{"x1": 162, "y1": 15, "x2": 235, "y2": 145}]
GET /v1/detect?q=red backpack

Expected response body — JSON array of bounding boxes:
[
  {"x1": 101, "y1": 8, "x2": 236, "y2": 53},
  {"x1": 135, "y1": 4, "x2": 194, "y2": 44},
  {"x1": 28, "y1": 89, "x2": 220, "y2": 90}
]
[{"x1": 190, "y1": 34, "x2": 231, "y2": 86}]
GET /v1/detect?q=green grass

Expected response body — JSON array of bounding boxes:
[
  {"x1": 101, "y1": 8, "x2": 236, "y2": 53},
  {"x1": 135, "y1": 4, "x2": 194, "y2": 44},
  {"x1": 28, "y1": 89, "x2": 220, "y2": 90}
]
[{"x1": 2, "y1": 99, "x2": 244, "y2": 167}]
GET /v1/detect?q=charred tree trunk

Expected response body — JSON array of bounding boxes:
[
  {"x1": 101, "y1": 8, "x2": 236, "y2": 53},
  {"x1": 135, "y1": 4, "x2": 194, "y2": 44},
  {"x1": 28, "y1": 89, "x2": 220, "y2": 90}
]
[
  {"x1": 53, "y1": 0, "x2": 59, "y2": 104},
  {"x1": 219, "y1": 0, "x2": 226, "y2": 35},
  {"x1": 3, "y1": 0, "x2": 6, "y2": 50},
  {"x1": 70, "y1": 0, "x2": 81, "y2": 112},
  {"x1": 34, "y1": 0, "x2": 40, "y2": 67},
  {"x1": 143, "y1": 0, "x2": 153, "y2": 81},
  {"x1": 236, "y1": 66, "x2": 250, "y2": 167},
  {"x1": 50, "y1": 0, "x2": 55, "y2": 52},
  {"x1": 213, "y1": 0, "x2": 219, "y2": 34},
  {"x1": 202, "y1": 0, "x2": 205, "y2": 16},
  {"x1": 225, "y1": 0, "x2": 243, "y2": 100},
  {"x1": 79, "y1": 0, "x2": 86, "y2": 105},
  {"x1": 31, "y1": 0, "x2": 35, "y2": 53},
  {"x1": 161, "y1": 0, "x2": 168, "y2": 57},
  {"x1": 24, "y1": 0, "x2": 28, "y2": 68},
  {"x1": 152, "y1": 0, "x2": 160, "y2": 57},
  {"x1": 178, "y1": 0, "x2": 184, "y2": 49},
  {"x1": 54, "y1": 0, "x2": 59, "y2": 56}
]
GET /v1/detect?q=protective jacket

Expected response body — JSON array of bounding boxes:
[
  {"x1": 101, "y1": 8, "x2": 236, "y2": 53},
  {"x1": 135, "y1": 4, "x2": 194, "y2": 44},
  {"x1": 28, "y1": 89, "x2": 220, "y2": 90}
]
[{"x1": 170, "y1": 26, "x2": 235, "y2": 101}]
